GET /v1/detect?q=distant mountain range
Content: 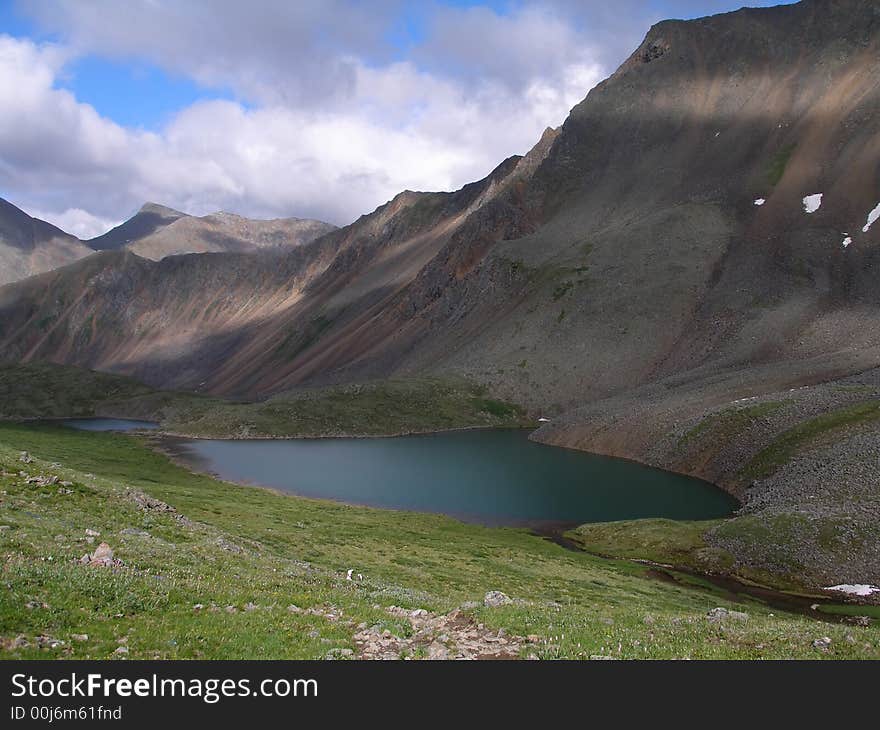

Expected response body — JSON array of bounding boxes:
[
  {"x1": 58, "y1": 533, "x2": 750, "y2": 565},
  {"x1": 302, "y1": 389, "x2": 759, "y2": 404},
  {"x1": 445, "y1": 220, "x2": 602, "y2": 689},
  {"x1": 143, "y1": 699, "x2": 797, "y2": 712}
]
[{"x1": 0, "y1": 198, "x2": 336, "y2": 286}]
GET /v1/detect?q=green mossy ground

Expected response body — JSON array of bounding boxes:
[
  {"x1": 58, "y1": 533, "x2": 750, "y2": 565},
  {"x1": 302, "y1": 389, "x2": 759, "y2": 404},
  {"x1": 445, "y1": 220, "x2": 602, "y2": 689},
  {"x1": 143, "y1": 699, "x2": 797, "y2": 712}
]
[
  {"x1": 766, "y1": 143, "x2": 797, "y2": 186},
  {"x1": 0, "y1": 364, "x2": 153, "y2": 420},
  {"x1": 567, "y1": 519, "x2": 735, "y2": 572},
  {"x1": 0, "y1": 365, "x2": 531, "y2": 438},
  {"x1": 678, "y1": 401, "x2": 788, "y2": 449},
  {"x1": 739, "y1": 400, "x2": 880, "y2": 482},
  {"x1": 162, "y1": 378, "x2": 530, "y2": 438}
]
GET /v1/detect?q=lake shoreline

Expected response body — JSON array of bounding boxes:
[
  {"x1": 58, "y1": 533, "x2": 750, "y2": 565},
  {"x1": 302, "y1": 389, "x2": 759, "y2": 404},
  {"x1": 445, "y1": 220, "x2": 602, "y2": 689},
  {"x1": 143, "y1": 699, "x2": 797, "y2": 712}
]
[
  {"x1": 48, "y1": 415, "x2": 745, "y2": 519},
  {"x1": 144, "y1": 427, "x2": 737, "y2": 528},
  {"x1": 149, "y1": 435, "x2": 594, "y2": 531},
  {"x1": 150, "y1": 422, "x2": 536, "y2": 442},
  {"x1": 12, "y1": 415, "x2": 749, "y2": 509},
  {"x1": 27, "y1": 417, "x2": 880, "y2": 614},
  {"x1": 4, "y1": 419, "x2": 876, "y2": 660},
  {"x1": 151, "y1": 430, "x2": 877, "y2": 618}
]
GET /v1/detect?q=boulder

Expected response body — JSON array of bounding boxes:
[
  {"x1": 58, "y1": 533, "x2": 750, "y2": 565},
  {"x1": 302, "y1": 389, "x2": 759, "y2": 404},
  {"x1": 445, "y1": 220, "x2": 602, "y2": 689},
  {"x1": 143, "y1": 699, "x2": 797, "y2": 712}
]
[
  {"x1": 78, "y1": 543, "x2": 121, "y2": 568},
  {"x1": 427, "y1": 641, "x2": 451, "y2": 660},
  {"x1": 707, "y1": 607, "x2": 749, "y2": 623},
  {"x1": 483, "y1": 591, "x2": 512, "y2": 608},
  {"x1": 90, "y1": 542, "x2": 114, "y2": 565},
  {"x1": 325, "y1": 648, "x2": 354, "y2": 660}
]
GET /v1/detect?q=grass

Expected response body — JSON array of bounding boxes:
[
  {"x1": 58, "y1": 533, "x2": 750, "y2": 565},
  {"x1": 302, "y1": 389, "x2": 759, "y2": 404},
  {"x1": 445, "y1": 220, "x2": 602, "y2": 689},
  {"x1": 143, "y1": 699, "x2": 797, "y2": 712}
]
[
  {"x1": 163, "y1": 378, "x2": 531, "y2": 438},
  {"x1": 0, "y1": 364, "x2": 154, "y2": 420},
  {"x1": 0, "y1": 365, "x2": 531, "y2": 439},
  {"x1": 817, "y1": 604, "x2": 880, "y2": 620},
  {"x1": 710, "y1": 512, "x2": 880, "y2": 588},
  {"x1": 1, "y1": 423, "x2": 877, "y2": 660},
  {"x1": 678, "y1": 401, "x2": 788, "y2": 450},
  {"x1": 567, "y1": 516, "x2": 878, "y2": 597},
  {"x1": 739, "y1": 400, "x2": 880, "y2": 482},
  {"x1": 566, "y1": 519, "x2": 735, "y2": 573}
]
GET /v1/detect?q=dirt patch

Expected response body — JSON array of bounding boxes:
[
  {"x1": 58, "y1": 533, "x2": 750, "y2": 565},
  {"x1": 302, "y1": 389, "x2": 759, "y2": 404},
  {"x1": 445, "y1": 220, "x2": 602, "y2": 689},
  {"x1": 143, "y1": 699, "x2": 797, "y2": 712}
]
[{"x1": 354, "y1": 606, "x2": 534, "y2": 660}]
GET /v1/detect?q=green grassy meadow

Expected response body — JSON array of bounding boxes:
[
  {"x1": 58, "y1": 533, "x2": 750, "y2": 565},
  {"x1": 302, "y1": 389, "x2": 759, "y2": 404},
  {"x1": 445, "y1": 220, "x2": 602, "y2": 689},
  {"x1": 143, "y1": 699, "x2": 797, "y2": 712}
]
[{"x1": 1, "y1": 423, "x2": 877, "y2": 660}]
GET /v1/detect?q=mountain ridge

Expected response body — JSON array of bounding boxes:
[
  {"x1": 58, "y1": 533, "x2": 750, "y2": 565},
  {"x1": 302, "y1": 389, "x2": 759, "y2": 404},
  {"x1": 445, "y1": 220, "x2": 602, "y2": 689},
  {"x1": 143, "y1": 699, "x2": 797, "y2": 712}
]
[
  {"x1": 86, "y1": 202, "x2": 337, "y2": 260},
  {"x1": 0, "y1": 197, "x2": 338, "y2": 284}
]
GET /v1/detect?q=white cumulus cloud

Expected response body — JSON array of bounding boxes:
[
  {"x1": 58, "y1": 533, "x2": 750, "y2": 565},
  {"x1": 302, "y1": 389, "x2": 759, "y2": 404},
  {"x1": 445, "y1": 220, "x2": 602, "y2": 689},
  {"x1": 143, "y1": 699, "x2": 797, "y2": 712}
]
[{"x1": 10, "y1": 1, "x2": 789, "y2": 234}]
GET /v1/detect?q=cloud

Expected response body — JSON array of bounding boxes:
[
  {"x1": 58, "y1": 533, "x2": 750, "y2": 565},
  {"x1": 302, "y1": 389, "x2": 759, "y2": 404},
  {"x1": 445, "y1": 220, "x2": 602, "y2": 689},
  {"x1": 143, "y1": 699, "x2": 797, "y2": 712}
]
[
  {"x1": 0, "y1": 36, "x2": 143, "y2": 213},
  {"x1": 0, "y1": 14, "x2": 604, "y2": 233},
  {"x1": 21, "y1": 0, "x2": 402, "y2": 108},
  {"x1": 11, "y1": 1, "x2": 773, "y2": 233},
  {"x1": 29, "y1": 207, "x2": 120, "y2": 239}
]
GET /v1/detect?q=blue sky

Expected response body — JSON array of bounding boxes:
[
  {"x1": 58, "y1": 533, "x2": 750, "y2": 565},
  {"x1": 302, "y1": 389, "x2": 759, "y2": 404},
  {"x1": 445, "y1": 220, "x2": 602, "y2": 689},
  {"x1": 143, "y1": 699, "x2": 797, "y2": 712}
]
[
  {"x1": 0, "y1": 1, "x2": 235, "y2": 129},
  {"x1": 0, "y1": 0, "x2": 799, "y2": 235}
]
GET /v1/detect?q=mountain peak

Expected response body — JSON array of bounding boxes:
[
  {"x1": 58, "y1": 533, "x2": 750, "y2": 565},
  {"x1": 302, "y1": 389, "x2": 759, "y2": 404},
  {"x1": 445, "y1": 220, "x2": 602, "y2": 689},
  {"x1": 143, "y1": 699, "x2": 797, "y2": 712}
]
[
  {"x1": 138, "y1": 202, "x2": 186, "y2": 218},
  {"x1": 87, "y1": 202, "x2": 185, "y2": 250}
]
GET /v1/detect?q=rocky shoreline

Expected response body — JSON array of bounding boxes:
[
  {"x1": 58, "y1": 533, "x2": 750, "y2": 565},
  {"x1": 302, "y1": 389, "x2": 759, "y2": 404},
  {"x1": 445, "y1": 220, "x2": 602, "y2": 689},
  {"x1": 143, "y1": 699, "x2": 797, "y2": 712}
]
[{"x1": 534, "y1": 365, "x2": 880, "y2": 594}]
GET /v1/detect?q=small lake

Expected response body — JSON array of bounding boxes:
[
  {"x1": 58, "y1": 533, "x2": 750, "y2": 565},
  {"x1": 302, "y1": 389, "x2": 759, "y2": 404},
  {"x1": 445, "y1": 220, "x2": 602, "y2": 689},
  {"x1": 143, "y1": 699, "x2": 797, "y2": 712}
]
[
  {"x1": 168, "y1": 429, "x2": 737, "y2": 528},
  {"x1": 62, "y1": 418, "x2": 159, "y2": 432}
]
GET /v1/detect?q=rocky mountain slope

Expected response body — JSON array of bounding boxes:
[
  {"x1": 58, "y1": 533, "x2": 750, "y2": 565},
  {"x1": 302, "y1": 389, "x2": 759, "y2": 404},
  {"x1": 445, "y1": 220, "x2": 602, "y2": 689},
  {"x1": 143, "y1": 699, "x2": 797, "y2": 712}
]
[
  {"x1": 0, "y1": 198, "x2": 94, "y2": 287},
  {"x1": 87, "y1": 202, "x2": 337, "y2": 260},
  {"x1": 0, "y1": 127, "x2": 554, "y2": 393},
  {"x1": 1, "y1": 0, "x2": 879, "y2": 588}
]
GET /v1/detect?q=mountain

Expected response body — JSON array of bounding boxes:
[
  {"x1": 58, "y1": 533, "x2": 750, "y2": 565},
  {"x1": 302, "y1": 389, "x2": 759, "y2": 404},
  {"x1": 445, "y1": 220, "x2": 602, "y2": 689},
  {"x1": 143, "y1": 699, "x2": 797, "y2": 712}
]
[
  {"x1": 0, "y1": 198, "x2": 94, "y2": 287},
  {"x1": 0, "y1": 198, "x2": 337, "y2": 286},
  {"x1": 0, "y1": 134, "x2": 552, "y2": 392},
  {"x1": 86, "y1": 202, "x2": 337, "y2": 260},
  {"x1": 5, "y1": 0, "x2": 876, "y2": 402},
  {"x1": 2, "y1": 0, "x2": 880, "y2": 586},
  {"x1": 86, "y1": 202, "x2": 186, "y2": 251}
]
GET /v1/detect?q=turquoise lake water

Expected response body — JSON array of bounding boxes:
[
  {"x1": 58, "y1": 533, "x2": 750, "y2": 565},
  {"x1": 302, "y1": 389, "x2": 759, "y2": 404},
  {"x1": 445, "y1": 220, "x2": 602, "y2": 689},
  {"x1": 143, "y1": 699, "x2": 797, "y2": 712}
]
[{"x1": 166, "y1": 429, "x2": 737, "y2": 527}]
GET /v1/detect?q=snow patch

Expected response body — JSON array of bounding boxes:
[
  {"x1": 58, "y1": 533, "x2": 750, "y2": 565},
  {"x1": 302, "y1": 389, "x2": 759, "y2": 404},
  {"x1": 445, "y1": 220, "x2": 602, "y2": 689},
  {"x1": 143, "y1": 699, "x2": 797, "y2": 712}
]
[
  {"x1": 824, "y1": 584, "x2": 880, "y2": 597},
  {"x1": 802, "y1": 194, "x2": 823, "y2": 214},
  {"x1": 538, "y1": 417, "x2": 551, "y2": 423},
  {"x1": 863, "y1": 202, "x2": 880, "y2": 233},
  {"x1": 754, "y1": 198, "x2": 766, "y2": 206},
  {"x1": 842, "y1": 235, "x2": 852, "y2": 249}
]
